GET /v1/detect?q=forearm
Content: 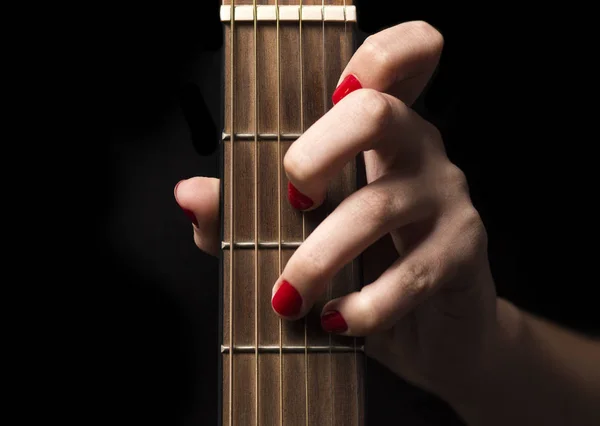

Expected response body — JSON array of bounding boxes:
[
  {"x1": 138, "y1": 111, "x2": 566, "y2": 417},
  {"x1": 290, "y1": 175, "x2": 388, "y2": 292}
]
[{"x1": 446, "y1": 298, "x2": 600, "y2": 426}]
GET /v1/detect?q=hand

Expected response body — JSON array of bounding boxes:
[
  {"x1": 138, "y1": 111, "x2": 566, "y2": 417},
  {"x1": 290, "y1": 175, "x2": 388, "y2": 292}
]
[{"x1": 175, "y1": 21, "x2": 497, "y2": 401}]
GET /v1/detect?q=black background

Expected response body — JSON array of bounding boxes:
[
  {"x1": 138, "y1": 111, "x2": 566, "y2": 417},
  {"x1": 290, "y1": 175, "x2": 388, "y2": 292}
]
[{"x1": 76, "y1": 1, "x2": 599, "y2": 424}]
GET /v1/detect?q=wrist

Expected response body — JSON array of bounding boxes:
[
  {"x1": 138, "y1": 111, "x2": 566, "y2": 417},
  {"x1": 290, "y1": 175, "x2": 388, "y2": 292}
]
[{"x1": 439, "y1": 297, "x2": 525, "y2": 419}]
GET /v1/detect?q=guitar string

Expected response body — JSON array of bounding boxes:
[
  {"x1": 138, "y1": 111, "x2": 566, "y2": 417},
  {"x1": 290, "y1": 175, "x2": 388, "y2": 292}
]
[
  {"x1": 344, "y1": 1, "x2": 360, "y2": 423},
  {"x1": 228, "y1": 1, "x2": 235, "y2": 425},
  {"x1": 276, "y1": 1, "x2": 283, "y2": 425},
  {"x1": 320, "y1": 2, "x2": 335, "y2": 425},
  {"x1": 299, "y1": 1, "x2": 309, "y2": 425},
  {"x1": 347, "y1": 3, "x2": 361, "y2": 422},
  {"x1": 226, "y1": 4, "x2": 360, "y2": 426},
  {"x1": 253, "y1": 1, "x2": 259, "y2": 425}
]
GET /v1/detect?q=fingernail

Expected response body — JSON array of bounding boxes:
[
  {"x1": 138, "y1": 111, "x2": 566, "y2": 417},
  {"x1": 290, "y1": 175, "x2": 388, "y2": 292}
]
[
  {"x1": 321, "y1": 311, "x2": 348, "y2": 333},
  {"x1": 272, "y1": 280, "x2": 303, "y2": 317},
  {"x1": 181, "y1": 207, "x2": 199, "y2": 227},
  {"x1": 288, "y1": 182, "x2": 314, "y2": 210},
  {"x1": 332, "y1": 74, "x2": 362, "y2": 105},
  {"x1": 174, "y1": 180, "x2": 199, "y2": 227}
]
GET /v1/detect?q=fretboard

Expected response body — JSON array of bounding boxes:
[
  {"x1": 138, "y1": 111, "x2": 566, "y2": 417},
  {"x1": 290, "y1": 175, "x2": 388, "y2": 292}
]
[{"x1": 220, "y1": 1, "x2": 364, "y2": 424}]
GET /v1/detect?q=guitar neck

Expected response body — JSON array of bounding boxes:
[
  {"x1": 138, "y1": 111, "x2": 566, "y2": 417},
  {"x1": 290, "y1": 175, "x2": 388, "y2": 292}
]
[{"x1": 220, "y1": 1, "x2": 364, "y2": 424}]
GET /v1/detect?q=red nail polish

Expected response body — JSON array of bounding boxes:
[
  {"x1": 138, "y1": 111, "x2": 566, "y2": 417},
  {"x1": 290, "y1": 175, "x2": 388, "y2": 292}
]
[
  {"x1": 182, "y1": 207, "x2": 198, "y2": 227},
  {"x1": 174, "y1": 180, "x2": 198, "y2": 227},
  {"x1": 272, "y1": 280, "x2": 303, "y2": 317},
  {"x1": 332, "y1": 74, "x2": 362, "y2": 105},
  {"x1": 288, "y1": 182, "x2": 314, "y2": 210},
  {"x1": 321, "y1": 311, "x2": 348, "y2": 333}
]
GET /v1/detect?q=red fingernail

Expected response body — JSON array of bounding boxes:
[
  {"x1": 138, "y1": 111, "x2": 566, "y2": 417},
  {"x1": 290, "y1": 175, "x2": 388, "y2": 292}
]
[
  {"x1": 288, "y1": 182, "x2": 314, "y2": 210},
  {"x1": 321, "y1": 311, "x2": 348, "y2": 333},
  {"x1": 272, "y1": 280, "x2": 303, "y2": 317},
  {"x1": 332, "y1": 74, "x2": 362, "y2": 105},
  {"x1": 174, "y1": 180, "x2": 198, "y2": 227},
  {"x1": 181, "y1": 207, "x2": 198, "y2": 227}
]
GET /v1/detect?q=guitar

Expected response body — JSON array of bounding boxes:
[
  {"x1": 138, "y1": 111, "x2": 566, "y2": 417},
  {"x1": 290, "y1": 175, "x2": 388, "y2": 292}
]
[{"x1": 219, "y1": 1, "x2": 365, "y2": 424}]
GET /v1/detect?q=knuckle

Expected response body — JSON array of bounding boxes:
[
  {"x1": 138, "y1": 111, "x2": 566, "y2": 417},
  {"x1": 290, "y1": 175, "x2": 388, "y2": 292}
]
[
  {"x1": 464, "y1": 206, "x2": 488, "y2": 249},
  {"x1": 424, "y1": 120, "x2": 443, "y2": 141},
  {"x1": 362, "y1": 35, "x2": 396, "y2": 84},
  {"x1": 408, "y1": 20, "x2": 444, "y2": 55},
  {"x1": 435, "y1": 163, "x2": 469, "y2": 202},
  {"x1": 401, "y1": 261, "x2": 434, "y2": 301},
  {"x1": 445, "y1": 163, "x2": 469, "y2": 192},
  {"x1": 283, "y1": 148, "x2": 312, "y2": 184},
  {"x1": 421, "y1": 120, "x2": 444, "y2": 150},
  {"x1": 355, "y1": 185, "x2": 396, "y2": 226},
  {"x1": 352, "y1": 89, "x2": 393, "y2": 140},
  {"x1": 452, "y1": 205, "x2": 488, "y2": 266}
]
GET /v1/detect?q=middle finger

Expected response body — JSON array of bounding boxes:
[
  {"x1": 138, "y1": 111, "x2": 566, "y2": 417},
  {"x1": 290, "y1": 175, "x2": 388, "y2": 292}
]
[
  {"x1": 284, "y1": 89, "x2": 432, "y2": 211},
  {"x1": 271, "y1": 172, "x2": 433, "y2": 319}
]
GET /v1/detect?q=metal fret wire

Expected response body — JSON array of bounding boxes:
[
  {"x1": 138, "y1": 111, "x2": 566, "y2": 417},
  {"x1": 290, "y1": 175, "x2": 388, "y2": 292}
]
[
  {"x1": 222, "y1": 241, "x2": 302, "y2": 250},
  {"x1": 222, "y1": 132, "x2": 302, "y2": 140},
  {"x1": 253, "y1": 2, "x2": 259, "y2": 425},
  {"x1": 222, "y1": 344, "x2": 364, "y2": 353},
  {"x1": 228, "y1": 1, "x2": 234, "y2": 425}
]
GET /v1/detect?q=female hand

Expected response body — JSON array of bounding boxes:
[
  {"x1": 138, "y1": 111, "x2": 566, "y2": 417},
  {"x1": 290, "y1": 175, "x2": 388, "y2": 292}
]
[{"x1": 175, "y1": 21, "x2": 497, "y2": 402}]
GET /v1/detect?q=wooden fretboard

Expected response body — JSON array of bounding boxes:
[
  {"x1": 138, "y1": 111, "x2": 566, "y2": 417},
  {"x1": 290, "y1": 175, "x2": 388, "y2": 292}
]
[{"x1": 220, "y1": 1, "x2": 364, "y2": 424}]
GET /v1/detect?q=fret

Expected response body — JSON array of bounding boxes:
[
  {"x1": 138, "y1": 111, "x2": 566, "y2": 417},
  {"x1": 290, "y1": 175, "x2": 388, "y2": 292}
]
[
  {"x1": 222, "y1": 241, "x2": 302, "y2": 249},
  {"x1": 222, "y1": 132, "x2": 302, "y2": 140},
  {"x1": 222, "y1": 345, "x2": 364, "y2": 353},
  {"x1": 221, "y1": 1, "x2": 363, "y2": 425}
]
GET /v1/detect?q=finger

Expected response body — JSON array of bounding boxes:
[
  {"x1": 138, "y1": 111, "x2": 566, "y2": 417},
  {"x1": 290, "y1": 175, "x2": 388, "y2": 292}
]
[
  {"x1": 271, "y1": 173, "x2": 433, "y2": 319},
  {"x1": 174, "y1": 177, "x2": 220, "y2": 257},
  {"x1": 284, "y1": 89, "x2": 435, "y2": 210},
  {"x1": 320, "y1": 229, "x2": 443, "y2": 336},
  {"x1": 332, "y1": 20, "x2": 444, "y2": 106},
  {"x1": 319, "y1": 207, "x2": 483, "y2": 336}
]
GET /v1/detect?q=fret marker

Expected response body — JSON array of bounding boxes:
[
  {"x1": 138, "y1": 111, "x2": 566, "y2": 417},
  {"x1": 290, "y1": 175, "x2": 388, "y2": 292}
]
[{"x1": 220, "y1": 5, "x2": 357, "y2": 23}]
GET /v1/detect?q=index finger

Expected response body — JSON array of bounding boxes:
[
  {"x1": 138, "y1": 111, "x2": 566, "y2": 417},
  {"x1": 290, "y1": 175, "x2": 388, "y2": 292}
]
[{"x1": 333, "y1": 20, "x2": 444, "y2": 106}]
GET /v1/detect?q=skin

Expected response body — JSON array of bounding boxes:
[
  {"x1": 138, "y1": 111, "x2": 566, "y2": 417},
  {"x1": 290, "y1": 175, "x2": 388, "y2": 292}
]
[{"x1": 174, "y1": 21, "x2": 600, "y2": 426}]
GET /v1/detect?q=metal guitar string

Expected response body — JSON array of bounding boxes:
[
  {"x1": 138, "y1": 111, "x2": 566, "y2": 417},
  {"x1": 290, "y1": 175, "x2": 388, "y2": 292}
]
[
  {"x1": 224, "y1": 3, "x2": 358, "y2": 424},
  {"x1": 297, "y1": 2, "x2": 310, "y2": 425},
  {"x1": 276, "y1": 1, "x2": 284, "y2": 425},
  {"x1": 320, "y1": 1, "x2": 336, "y2": 425},
  {"x1": 228, "y1": 2, "x2": 235, "y2": 425},
  {"x1": 344, "y1": 2, "x2": 360, "y2": 423},
  {"x1": 253, "y1": 2, "x2": 260, "y2": 425}
]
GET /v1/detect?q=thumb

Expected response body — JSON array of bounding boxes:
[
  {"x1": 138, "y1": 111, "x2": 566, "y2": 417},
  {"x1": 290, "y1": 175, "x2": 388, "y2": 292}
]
[{"x1": 174, "y1": 177, "x2": 220, "y2": 256}]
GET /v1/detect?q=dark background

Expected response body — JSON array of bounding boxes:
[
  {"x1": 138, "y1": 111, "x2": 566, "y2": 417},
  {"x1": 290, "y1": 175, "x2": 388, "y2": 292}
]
[{"x1": 80, "y1": 1, "x2": 599, "y2": 424}]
